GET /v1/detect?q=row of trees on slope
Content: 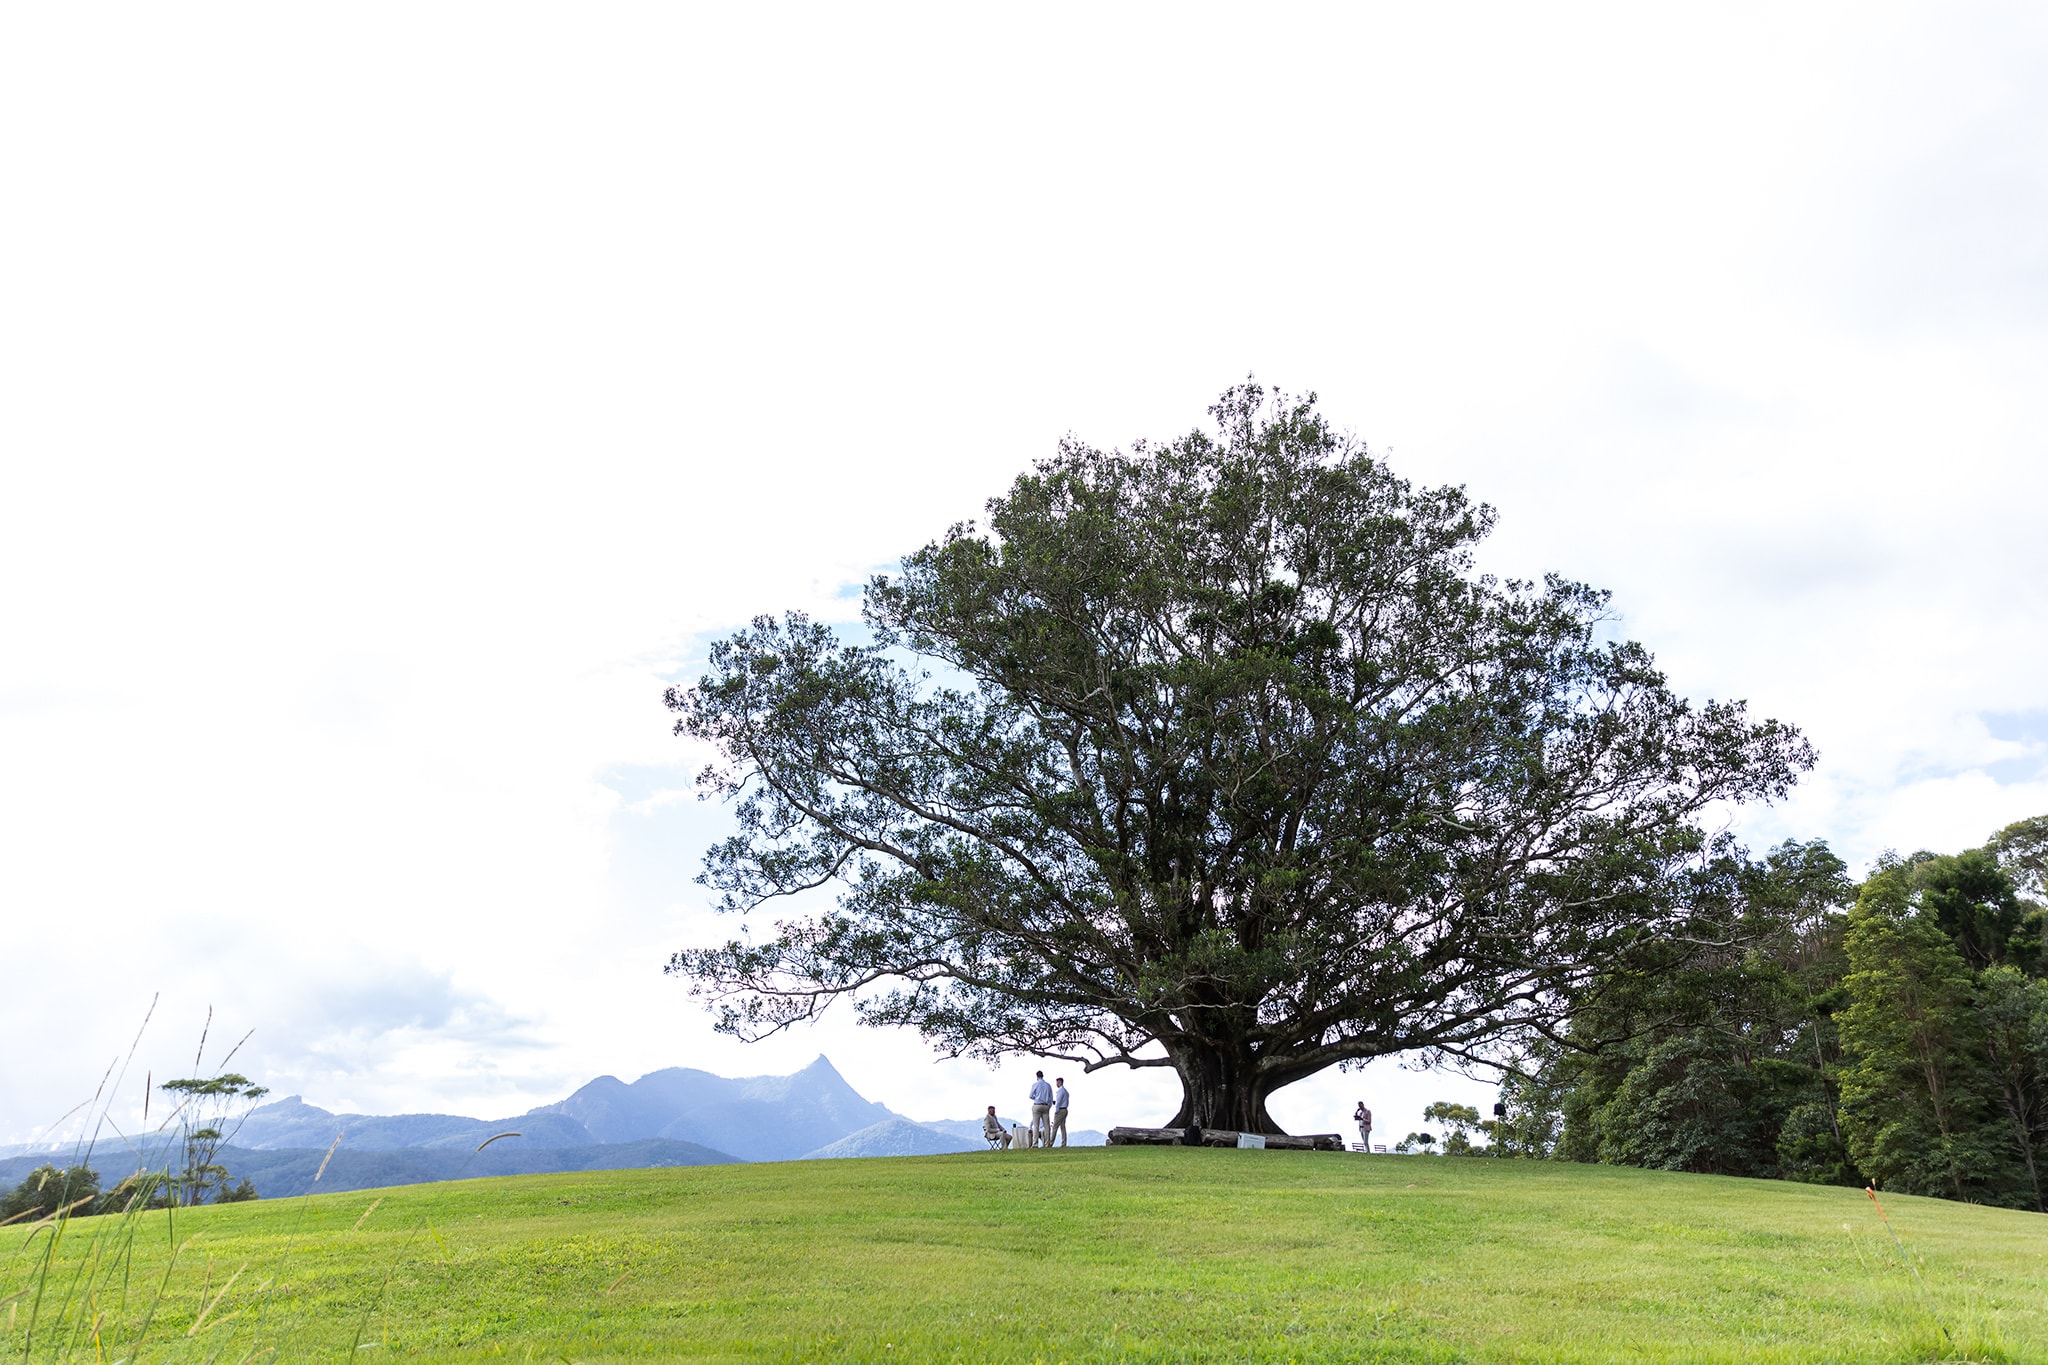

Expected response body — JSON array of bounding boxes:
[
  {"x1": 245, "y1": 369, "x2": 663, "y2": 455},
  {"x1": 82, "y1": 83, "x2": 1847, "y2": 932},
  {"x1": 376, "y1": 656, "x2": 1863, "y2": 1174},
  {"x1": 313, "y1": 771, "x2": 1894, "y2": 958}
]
[
  {"x1": 0, "y1": 1157, "x2": 258, "y2": 1226},
  {"x1": 0, "y1": 1073, "x2": 268, "y2": 1225},
  {"x1": 1522, "y1": 816, "x2": 2048, "y2": 1209}
]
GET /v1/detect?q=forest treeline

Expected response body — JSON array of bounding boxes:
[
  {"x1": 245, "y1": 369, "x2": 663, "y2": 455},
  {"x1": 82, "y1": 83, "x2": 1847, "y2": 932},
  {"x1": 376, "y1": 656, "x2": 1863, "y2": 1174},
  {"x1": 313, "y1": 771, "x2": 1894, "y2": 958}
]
[{"x1": 1495, "y1": 813, "x2": 2048, "y2": 1210}]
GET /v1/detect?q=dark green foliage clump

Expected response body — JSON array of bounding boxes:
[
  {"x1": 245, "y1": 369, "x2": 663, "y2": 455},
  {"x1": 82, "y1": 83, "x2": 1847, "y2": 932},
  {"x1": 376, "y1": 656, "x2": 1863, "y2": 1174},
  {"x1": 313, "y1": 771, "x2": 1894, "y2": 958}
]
[
  {"x1": 1837, "y1": 851, "x2": 2048, "y2": 1209},
  {"x1": 1536, "y1": 818, "x2": 2048, "y2": 1212},
  {"x1": 1527, "y1": 839, "x2": 1857, "y2": 1182},
  {"x1": 0, "y1": 1165, "x2": 101, "y2": 1224}
]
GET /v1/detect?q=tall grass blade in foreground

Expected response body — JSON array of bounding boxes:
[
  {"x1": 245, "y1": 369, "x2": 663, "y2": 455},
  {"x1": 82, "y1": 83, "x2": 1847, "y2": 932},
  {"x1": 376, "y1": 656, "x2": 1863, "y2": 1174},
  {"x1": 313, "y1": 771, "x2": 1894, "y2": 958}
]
[{"x1": 1866, "y1": 1184, "x2": 1957, "y2": 1351}]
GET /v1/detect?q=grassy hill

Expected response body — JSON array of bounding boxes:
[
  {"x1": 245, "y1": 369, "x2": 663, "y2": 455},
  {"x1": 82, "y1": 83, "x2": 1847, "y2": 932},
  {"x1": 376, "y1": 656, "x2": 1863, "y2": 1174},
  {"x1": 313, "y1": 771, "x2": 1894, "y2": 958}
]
[{"x1": 6, "y1": 1148, "x2": 2046, "y2": 1362}]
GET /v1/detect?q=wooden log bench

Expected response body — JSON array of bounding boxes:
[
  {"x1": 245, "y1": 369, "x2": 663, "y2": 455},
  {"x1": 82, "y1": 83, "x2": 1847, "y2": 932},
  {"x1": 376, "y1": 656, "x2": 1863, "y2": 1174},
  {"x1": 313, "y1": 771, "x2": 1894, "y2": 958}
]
[{"x1": 1106, "y1": 1126, "x2": 1344, "y2": 1152}]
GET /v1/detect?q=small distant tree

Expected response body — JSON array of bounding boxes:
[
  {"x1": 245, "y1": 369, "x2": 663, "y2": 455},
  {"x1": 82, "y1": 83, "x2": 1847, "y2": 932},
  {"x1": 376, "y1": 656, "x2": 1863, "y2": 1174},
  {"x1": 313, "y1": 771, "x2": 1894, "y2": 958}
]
[
  {"x1": 159, "y1": 1073, "x2": 268, "y2": 1206},
  {"x1": 1424, "y1": 1101, "x2": 1484, "y2": 1154},
  {"x1": 1482, "y1": 1066, "x2": 1565, "y2": 1158},
  {"x1": 92, "y1": 1170, "x2": 172, "y2": 1216},
  {"x1": 1395, "y1": 1131, "x2": 1437, "y2": 1154}
]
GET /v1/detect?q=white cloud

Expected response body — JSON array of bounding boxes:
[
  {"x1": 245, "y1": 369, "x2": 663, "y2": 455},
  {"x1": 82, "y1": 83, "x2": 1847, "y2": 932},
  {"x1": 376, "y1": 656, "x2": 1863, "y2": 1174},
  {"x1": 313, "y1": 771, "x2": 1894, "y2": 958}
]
[{"x1": 3, "y1": 3, "x2": 2046, "y2": 1148}]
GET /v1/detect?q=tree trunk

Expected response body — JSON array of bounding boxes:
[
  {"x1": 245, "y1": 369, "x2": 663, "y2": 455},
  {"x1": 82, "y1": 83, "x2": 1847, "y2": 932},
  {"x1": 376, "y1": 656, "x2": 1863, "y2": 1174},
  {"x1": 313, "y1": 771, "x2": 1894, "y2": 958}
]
[{"x1": 1162, "y1": 1042, "x2": 1284, "y2": 1134}]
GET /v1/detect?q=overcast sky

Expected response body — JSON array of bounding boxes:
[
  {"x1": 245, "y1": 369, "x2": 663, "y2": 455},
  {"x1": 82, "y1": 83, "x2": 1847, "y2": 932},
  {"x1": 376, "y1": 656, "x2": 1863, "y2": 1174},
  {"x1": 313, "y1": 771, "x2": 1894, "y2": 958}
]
[{"x1": 4, "y1": 5, "x2": 2045, "y2": 1151}]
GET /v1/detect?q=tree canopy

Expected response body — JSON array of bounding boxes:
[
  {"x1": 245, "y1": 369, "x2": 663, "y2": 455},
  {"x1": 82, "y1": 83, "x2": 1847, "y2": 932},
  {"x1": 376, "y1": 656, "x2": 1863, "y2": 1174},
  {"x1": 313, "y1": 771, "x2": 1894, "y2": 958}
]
[
  {"x1": 667, "y1": 384, "x2": 1813, "y2": 1131},
  {"x1": 1990, "y1": 814, "x2": 2048, "y2": 907}
]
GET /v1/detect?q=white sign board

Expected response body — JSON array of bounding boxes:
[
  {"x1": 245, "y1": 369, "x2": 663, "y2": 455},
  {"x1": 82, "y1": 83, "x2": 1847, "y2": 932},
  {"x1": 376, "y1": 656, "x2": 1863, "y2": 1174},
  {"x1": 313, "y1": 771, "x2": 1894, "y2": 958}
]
[{"x1": 1236, "y1": 1132, "x2": 1266, "y2": 1149}]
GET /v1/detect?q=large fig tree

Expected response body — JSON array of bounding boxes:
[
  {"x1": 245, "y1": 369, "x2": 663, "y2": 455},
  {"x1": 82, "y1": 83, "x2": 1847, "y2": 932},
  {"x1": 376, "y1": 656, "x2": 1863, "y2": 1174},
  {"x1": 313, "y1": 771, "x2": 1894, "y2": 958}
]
[{"x1": 667, "y1": 384, "x2": 1812, "y2": 1133}]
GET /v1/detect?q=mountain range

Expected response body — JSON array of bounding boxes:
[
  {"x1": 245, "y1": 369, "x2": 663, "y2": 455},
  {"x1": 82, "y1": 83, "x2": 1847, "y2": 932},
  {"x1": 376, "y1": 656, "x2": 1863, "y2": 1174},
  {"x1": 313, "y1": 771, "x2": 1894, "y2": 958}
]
[{"x1": 0, "y1": 1056, "x2": 1104, "y2": 1197}]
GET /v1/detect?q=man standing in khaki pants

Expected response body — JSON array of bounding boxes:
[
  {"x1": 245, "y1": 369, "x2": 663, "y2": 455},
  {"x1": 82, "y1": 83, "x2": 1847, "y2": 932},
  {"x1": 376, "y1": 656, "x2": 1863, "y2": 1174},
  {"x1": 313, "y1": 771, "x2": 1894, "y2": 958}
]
[
  {"x1": 1028, "y1": 1071, "x2": 1054, "y2": 1146},
  {"x1": 1051, "y1": 1077, "x2": 1071, "y2": 1147}
]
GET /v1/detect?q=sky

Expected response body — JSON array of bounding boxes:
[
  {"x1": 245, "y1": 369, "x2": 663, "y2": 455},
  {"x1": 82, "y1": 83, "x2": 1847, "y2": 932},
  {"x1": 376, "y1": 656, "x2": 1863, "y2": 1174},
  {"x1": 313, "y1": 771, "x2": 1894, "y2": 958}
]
[{"x1": 3, "y1": 4, "x2": 2046, "y2": 1152}]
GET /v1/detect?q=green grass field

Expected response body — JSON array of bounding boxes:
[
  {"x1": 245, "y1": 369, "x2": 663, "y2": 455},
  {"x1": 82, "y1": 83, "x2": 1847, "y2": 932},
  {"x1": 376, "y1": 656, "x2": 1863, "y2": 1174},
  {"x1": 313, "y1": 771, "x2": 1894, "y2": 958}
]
[{"x1": 7, "y1": 1148, "x2": 2047, "y2": 1362}]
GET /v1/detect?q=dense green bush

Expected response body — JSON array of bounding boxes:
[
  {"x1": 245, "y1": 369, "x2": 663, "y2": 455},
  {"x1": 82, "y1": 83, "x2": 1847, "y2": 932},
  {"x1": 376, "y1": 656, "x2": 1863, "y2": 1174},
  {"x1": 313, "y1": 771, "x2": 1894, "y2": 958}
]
[{"x1": 1521, "y1": 816, "x2": 2048, "y2": 1211}]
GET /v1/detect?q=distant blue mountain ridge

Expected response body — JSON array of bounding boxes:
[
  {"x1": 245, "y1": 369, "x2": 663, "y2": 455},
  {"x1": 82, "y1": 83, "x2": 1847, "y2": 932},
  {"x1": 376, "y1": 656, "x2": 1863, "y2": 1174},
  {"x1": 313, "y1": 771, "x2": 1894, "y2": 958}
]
[
  {"x1": 532, "y1": 1054, "x2": 899, "y2": 1161},
  {"x1": 0, "y1": 1056, "x2": 1106, "y2": 1196}
]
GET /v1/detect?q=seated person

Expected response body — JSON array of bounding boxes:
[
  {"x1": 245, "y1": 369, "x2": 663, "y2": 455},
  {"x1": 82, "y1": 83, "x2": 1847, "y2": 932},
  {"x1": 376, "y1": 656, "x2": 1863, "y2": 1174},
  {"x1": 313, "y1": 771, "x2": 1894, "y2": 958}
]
[{"x1": 982, "y1": 1106, "x2": 1012, "y2": 1148}]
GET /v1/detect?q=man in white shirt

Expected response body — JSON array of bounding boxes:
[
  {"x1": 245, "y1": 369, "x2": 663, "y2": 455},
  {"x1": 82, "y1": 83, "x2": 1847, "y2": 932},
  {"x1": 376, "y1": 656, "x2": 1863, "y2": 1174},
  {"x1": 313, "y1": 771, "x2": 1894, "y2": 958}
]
[
  {"x1": 1028, "y1": 1071, "x2": 1054, "y2": 1147},
  {"x1": 1051, "y1": 1077, "x2": 1071, "y2": 1148}
]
